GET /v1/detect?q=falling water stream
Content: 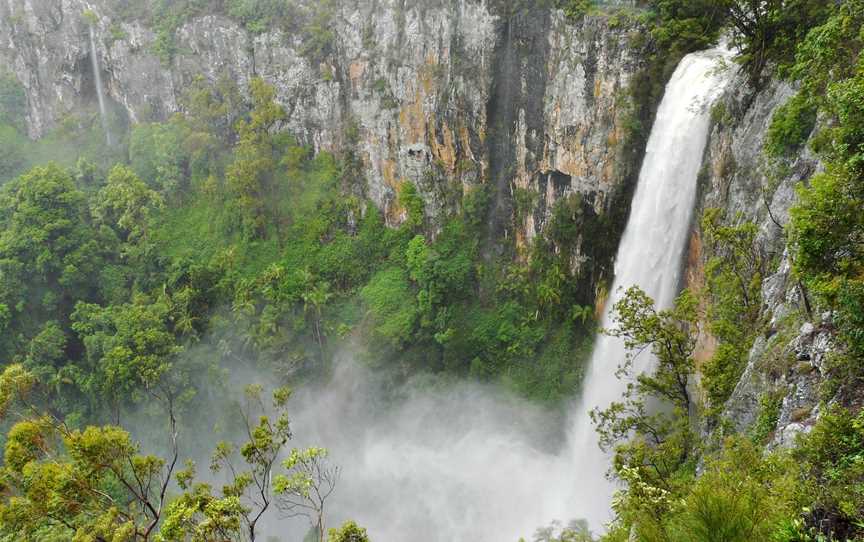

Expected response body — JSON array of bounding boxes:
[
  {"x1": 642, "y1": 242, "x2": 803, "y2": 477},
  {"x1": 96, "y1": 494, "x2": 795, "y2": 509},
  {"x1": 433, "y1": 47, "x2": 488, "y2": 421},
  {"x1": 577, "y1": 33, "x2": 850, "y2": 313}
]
[
  {"x1": 563, "y1": 45, "x2": 735, "y2": 529},
  {"x1": 88, "y1": 24, "x2": 111, "y2": 146},
  {"x1": 280, "y1": 46, "x2": 735, "y2": 541}
]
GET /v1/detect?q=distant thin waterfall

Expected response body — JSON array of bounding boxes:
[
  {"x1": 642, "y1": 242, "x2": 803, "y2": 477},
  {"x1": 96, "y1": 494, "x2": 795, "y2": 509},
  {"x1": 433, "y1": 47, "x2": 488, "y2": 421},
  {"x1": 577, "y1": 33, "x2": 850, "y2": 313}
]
[
  {"x1": 563, "y1": 45, "x2": 735, "y2": 530},
  {"x1": 89, "y1": 24, "x2": 111, "y2": 146}
]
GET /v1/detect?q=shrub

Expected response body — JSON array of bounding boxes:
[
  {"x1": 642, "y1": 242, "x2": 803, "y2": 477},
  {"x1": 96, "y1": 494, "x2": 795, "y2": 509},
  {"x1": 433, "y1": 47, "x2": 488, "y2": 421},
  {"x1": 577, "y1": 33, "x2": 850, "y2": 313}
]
[{"x1": 765, "y1": 93, "x2": 817, "y2": 157}]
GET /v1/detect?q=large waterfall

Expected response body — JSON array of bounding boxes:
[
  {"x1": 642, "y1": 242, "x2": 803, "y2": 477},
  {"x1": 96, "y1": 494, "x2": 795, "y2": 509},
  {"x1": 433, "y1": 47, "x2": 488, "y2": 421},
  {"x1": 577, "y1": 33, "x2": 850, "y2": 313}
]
[
  {"x1": 564, "y1": 45, "x2": 735, "y2": 529},
  {"x1": 88, "y1": 24, "x2": 111, "y2": 146}
]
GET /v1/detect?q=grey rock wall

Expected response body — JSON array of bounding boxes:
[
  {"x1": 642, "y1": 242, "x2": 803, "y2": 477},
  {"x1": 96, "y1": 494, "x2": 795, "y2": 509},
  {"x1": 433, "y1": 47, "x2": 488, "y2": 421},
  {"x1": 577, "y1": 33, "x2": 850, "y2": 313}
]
[
  {"x1": 0, "y1": 0, "x2": 644, "y2": 239},
  {"x1": 693, "y1": 65, "x2": 825, "y2": 446}
]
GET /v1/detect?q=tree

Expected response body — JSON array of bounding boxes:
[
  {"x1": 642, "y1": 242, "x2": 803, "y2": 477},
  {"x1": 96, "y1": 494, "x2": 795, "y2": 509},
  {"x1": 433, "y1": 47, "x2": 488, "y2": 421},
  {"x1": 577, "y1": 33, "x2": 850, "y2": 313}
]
[
  {"x1": 720, "y1": 0, "x2": 832, "y2": 77},
  {"x1": 0, "y1": 124, "x2": 29, "y2": 181},
  {"x1": 793, "y1": 406, "x2": 864, "y2": 539},
  {"x1": 129, "y1": 121, "x2": 193, "y2": 194},
  {"x1": 665, "y1": 438, "x2": 800, "y2": 542},
  {"x1": 640, "y1": 0, "x2": 729, "y2": 58},
  {"x1": 0, "y1": 164, "x2": 108, "y2": 362},
  {"x1": 226, "y1": 78, "x2": 287, "y2": 238},
  {"x1": 785, "y1": 0, "x2": 864, "y2": 388},
  {"x1": 299, "y1": 0, "x2": 338, "y2": 63},
  {"x1": 0, "y1": 364, "x2": 340, "y2": 542},
  {"x1": 71, "y1": 295, "x2": 183, "y2": 415},
  {"x1": 699, "y1": 209, "x2": 767, "y2": 413},
  {"x1": 302, "y1": 280, "x2": 332, "y2": 360},
  {"x1": 93, "y1": 164, "x2": 163, "y2": 250},
  {"x1": 181, "y1": 73, "x2": 244, "y2": 145},
  {"x1": 0, "y1": 365, "x2": 181, "y2": 542},
  {"x1": 209, "y1": 384, "x2": 292, "y2": 542},
  {"x1": 328, "y1": 521, "x2": 370, "y2": 542},
  {"x1": 274, "y1": 447, "x2": 340, "y2": 542},
  {"x1": 360, "y1": 266, "x2": 419, "y2": 347},
  {"x1": 602, "y1": 287, "x2": 698, "y2": 415},
  {"x1": 0, "y1": 71, "x2": 25, "y2": 129},
  {"x1": 592, "y1": 287, "x2": 700, "y2": 526},
  {"x1": 159, "y1": 468, "x2": 246, "y2": 542}
]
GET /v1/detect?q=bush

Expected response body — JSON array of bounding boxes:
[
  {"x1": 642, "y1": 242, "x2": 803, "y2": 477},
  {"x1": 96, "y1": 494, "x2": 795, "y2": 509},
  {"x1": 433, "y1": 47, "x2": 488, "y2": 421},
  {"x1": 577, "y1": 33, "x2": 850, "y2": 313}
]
[
  {"x1": 666, "y1": 439, "x2": 801, "y2": 542},
  {"x1": 793, "y1": 407, "x2": 864, "y2": 539},
  {"x1": 765, "y1": 93, "x2": 817, "y2": 157}
]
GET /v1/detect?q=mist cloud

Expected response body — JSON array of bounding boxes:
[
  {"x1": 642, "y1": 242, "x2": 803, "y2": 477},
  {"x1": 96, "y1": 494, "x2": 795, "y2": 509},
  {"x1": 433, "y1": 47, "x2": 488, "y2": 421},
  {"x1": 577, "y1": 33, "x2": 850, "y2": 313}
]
[{"x1": 279, "y1": 353, "x2": 611, "y2": 542}]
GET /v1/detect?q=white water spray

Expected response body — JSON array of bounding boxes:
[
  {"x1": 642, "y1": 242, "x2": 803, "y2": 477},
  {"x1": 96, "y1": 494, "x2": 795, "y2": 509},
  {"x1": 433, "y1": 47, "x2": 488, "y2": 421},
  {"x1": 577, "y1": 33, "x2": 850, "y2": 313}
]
[
  {"x1": 278, "y1": 47, "x2": 734, "y2": 542},
  {"x1": 563, "y1": 45, "x2": 735, "y2": 529},
  {"x1": 88, "y1": 24, "x2": 111, "y2": 146}
]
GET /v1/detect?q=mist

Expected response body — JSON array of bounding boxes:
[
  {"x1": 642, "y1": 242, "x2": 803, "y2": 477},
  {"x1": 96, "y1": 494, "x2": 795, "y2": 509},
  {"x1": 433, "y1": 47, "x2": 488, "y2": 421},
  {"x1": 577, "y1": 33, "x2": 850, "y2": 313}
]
[{"x1": 273, "y1": 352, "x2": 609, "y2": 542}]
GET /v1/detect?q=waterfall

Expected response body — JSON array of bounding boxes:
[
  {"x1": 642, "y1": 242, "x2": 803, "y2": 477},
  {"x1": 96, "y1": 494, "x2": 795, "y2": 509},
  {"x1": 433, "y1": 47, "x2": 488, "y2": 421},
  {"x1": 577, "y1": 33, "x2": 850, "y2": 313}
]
[
  {"x1": 564, "y1": 45, "x2": 734, "y2": 530},
  {"x1": 88, "y1": 24, "x2": 111, "y2": 146}
]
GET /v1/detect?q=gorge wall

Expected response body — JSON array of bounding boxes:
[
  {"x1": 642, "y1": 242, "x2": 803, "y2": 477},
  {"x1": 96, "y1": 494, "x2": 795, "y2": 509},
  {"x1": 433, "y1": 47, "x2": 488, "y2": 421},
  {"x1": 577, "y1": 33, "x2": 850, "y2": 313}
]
[{"x1": 0, "y1": 0, "x2": 645, "y2": 272}]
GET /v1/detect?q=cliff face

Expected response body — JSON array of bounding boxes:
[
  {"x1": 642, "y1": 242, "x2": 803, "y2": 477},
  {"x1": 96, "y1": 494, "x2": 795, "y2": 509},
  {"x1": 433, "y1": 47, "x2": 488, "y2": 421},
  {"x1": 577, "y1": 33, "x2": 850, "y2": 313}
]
[
  {"x1": 692, "y1": 67, "x2": 825, "y2": 446},
  {"x1": 0, "y1": 0, "x2": 643, "y2": 248}
]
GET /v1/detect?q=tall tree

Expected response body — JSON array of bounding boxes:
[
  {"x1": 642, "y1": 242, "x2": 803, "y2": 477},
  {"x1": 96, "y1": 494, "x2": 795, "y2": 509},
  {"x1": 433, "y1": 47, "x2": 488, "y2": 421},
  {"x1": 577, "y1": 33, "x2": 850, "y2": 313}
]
[{"x1": 226, "y1": 78, "x2": 287, "y2": 238}]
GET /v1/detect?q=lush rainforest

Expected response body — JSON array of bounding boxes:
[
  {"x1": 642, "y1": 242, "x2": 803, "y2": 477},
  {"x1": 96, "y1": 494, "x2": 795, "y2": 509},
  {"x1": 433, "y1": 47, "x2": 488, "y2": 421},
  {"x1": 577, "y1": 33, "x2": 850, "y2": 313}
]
[{"x1": 0, "y1": 0, "x2": 862, "y2": 541}]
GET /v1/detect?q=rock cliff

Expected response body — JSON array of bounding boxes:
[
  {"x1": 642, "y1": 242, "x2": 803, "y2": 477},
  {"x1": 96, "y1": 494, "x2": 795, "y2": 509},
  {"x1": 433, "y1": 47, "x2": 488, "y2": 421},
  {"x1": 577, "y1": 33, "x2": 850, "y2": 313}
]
[
  {"x1": 692, "y1": 65, "x2": 825, "y2": 446},
  {"x1": 0, "y1": 0, "x2": 644, "y2": 245}
]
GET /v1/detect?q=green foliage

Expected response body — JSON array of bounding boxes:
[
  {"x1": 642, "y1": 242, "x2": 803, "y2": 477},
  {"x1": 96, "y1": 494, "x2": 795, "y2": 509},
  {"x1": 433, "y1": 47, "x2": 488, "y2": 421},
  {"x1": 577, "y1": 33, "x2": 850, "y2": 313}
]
[
  {"x1": 299, "y1": 0, "x2": 338, "y2": 63},
  {"x1": 146, "y1": 0, "x2": 213, "y2": 64},
  {"x1": 792, "y1": 406, "x2": 864, "y2": 539},
  {"x1": 227, "y1": 0, "x2": 299, "y2": 34},
  {"x1": 785, "y1": 0, "x2": 864, "y2": 393},
  {"x1": 328, "y1": 521, "x2": 370, "y2": 542},
  {"x1": 159, "y1": 478, "x2": 244, "y2": 542},
  {"x1": 766, "y1": 92, "x2": 818, "y2": 157},
  {"x1": 274, "y1": 446, "x2": 340, "y2": 541},
  {"x1": 397, "y1": 181, "x2": 425, "y2": 231},
  {"x1": 0, "y1": 164, "x2": 109, "y2": 365},
  {"x1": 557, "y1": 0, "x2": 594, "y2": 20},
  {"x1": 639, "y1": 0, "x2": 728, "y2": 58},
  {"x1": 226, "y1": 77, "x2": 287, "y2": 238},
  {"x1": 81, "y1": 9, "x2": 99, "y2": 26},
  {"x1": 93, "y1": 164, "x2": 163, "y2": 248},
  {"x1": 129, "y1": 120, "x2": 195, "y2": 193},
  {"x1": 0, "y1": 365, "x2": 330, "y2": 542},
  {"x1": 593, "y1": 287, "x2": 700, "y2": 528},
  {"x1": 605, "y1": 6, "x2": 864, "y2": 540},
  {"x1": 0, "y1": 365, "x2": 173, "y2": 540},
  {"x1": 700, "y1": 209, "x2": 767, "y2": 414},
  {"x1": 361, "y1": 267, "x2": 418, "y2": 347},
  {"x1": 791, "y1": 165, "x2": 864, "y2": 362},
  {"x1": 0, "y1": 123, "x2": 29, "y2": 182},
  {"x1": 662, "y1": 438, "x2": 802, "y2": 542},
  {"x1": 751, "y1": 391, "x2": 783, "y2": 445},
  {"x1": 722, "y1": 0, "x2": 833, "y2": 78},
  {"x1": 71, "y1": 295, "x2": 182, "y2": 407}
]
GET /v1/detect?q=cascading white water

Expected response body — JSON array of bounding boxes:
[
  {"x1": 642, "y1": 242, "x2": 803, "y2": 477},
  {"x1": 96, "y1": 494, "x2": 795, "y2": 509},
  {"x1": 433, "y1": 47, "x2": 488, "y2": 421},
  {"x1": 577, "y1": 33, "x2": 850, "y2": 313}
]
[
  {"x1": 89, "y1": 24, "x2": 112, "y2": 146},
  {"x1": 563, "y1": 45, "x2": 735, "y2": 530}
]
